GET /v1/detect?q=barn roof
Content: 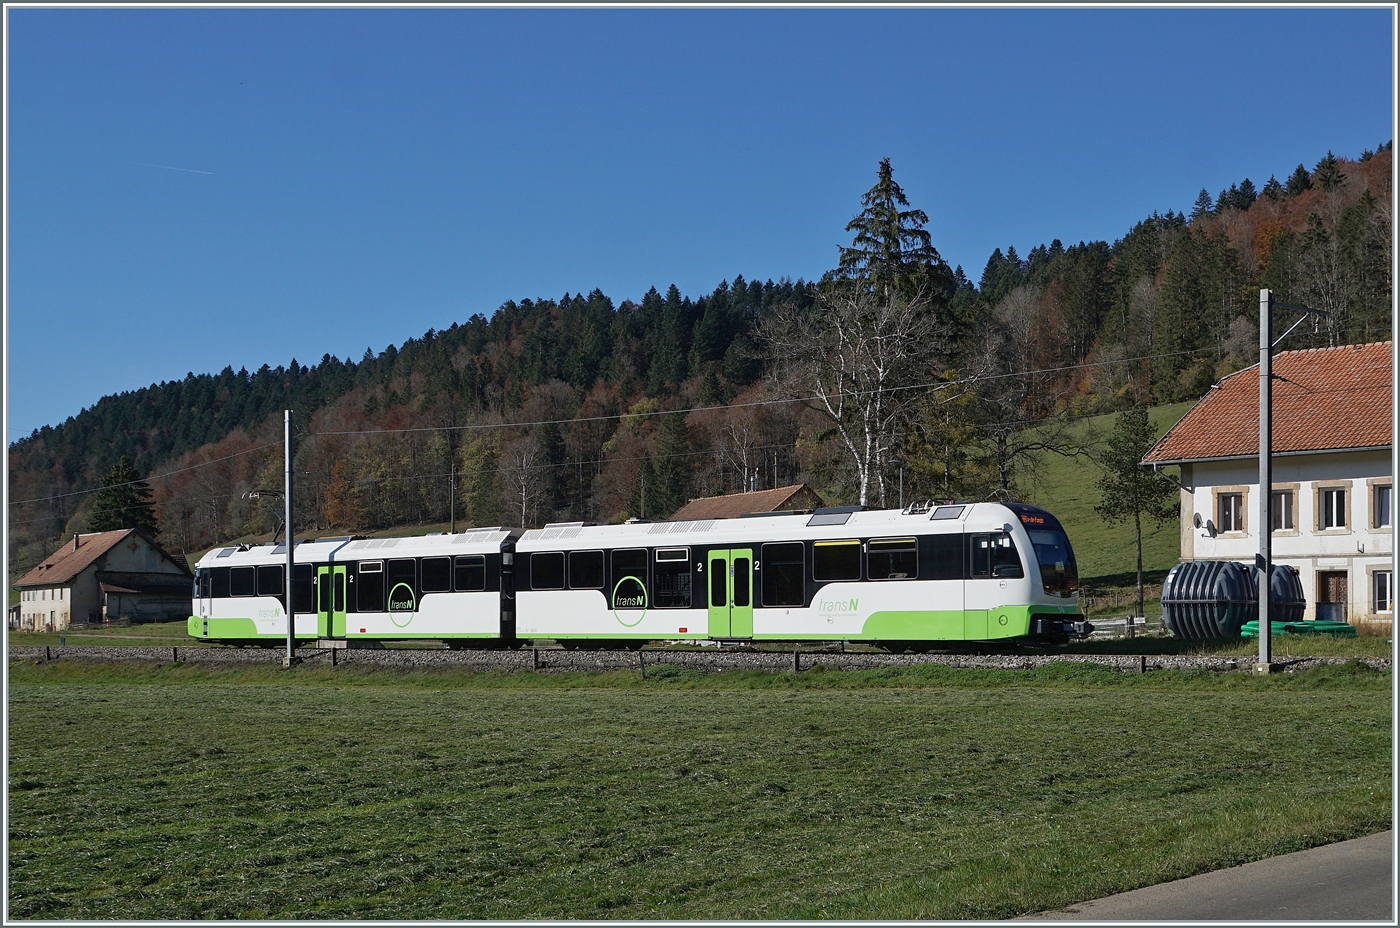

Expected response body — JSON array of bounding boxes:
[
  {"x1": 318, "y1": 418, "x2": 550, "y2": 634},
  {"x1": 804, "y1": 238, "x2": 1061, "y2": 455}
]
[
  {"x1": 1143, "y1": 341, "x2": 1392, "y2": 465},
  {"x1": 668, "y1": 484, "x2": 824, "y2": 521},
  {"x1": 13, "y1": 529, "x2": 191, "y2": 589}
]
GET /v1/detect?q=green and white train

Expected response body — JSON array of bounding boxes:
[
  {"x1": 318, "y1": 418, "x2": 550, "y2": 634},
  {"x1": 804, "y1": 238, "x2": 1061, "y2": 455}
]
[{"x1": 187, "y1": 501, "x2": 1090, "y2": 649}]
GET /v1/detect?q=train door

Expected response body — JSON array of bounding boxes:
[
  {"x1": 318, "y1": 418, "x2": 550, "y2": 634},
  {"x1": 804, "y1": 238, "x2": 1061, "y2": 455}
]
[
  {"x1": 317, "y1": 566, "x2": 347, "y2": 637},
  {"x1": 707, "y1": 549, "x2": 753, "y2": 638},
  {"x1": 197, "y1": 570, "x2": 211, "y2": 620}
]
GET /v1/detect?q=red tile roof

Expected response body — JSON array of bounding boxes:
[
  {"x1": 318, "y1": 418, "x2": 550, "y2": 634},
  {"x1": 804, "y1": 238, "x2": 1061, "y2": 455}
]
[
  {"x1": 668, "y1": 484, "x2": 825, "y2": 521},
  {"x1": 1143, "y1": 341, "x2": 1392, "y2": 464}
]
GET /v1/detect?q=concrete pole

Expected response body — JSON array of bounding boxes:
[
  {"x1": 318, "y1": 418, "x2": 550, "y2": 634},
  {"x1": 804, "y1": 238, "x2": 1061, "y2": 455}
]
[
  {"x1": 1258, "y1": 290, "x2": 1272, "y2": 670},
  {"x1": 285, "y1": 409, "x2": 296, "y2": 666}
]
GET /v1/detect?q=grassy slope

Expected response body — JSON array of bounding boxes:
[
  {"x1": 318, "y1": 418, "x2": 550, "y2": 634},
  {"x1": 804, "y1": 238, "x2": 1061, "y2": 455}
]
[
  {"x1": 1025, "y1": 402, "x2": 1195, "y2": 602},
  {"x1": 7, "y1": 660, "x2": 1389, "y2": 920}
]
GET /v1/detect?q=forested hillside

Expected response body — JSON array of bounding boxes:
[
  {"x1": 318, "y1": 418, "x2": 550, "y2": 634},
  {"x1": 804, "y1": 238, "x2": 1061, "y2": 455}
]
[{"x1": 9, "y1": 145, "x2": 1391, "y2": 576}]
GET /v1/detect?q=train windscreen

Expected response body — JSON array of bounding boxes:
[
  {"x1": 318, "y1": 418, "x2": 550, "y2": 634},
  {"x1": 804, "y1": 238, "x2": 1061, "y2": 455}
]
[
  {"x1": 1027, "y1": 529, "x2": 1078, "y2": 597},
  {"x1": 1006, "y1": 503, "x2": 1078, "y2": 597}
]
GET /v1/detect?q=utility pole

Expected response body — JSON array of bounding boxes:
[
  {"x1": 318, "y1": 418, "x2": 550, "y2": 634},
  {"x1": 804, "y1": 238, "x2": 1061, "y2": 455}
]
[
  {"x1": 284, "y1": 409, "x2": 297, "y2": 668},
  {"x1": 449, "y1": 462, "x2": 456, "y2": 534},
  {"x1": 1256, "y1": 290, "x2": 1329, "y2": 674},
  {"x1": 1257, "y1": 291, "x2": 1273, "y2": 672}
]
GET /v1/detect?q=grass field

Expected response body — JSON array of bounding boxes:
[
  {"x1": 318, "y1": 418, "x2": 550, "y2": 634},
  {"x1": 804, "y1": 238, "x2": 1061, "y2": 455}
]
[{"x1": 7, "y1": 659, "x2": 1390, "y2": 920}]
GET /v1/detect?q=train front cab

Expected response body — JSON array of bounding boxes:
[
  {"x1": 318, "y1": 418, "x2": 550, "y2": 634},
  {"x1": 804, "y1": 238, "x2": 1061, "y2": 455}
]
[{"x1": 1003, "y1": 503, "x2": 1091, "y2": 642}]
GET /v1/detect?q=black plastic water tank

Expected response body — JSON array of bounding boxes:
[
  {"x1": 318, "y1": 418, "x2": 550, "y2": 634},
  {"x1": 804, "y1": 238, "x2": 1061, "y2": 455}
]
[{"x1": 1160, "y1": 560, "x2": 1305, "y2": 639}]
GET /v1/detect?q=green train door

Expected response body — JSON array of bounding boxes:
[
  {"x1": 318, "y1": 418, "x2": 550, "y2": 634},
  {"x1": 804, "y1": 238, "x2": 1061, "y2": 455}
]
[
  {"x1": 317, "y1": 566, "x2": 347, "y2": 637},
  {"x1": 707, "y1": 549, "x2": 754, "y2": 638}
]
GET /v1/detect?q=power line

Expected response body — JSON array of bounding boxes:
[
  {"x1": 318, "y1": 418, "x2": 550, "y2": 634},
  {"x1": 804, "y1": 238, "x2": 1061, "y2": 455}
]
[
  {"x1": 7, "y1": 441, "x2": 282, "y2": 506},
  {"x1": 5, "y1": 346, "x2": 1218, "y2": 511}
]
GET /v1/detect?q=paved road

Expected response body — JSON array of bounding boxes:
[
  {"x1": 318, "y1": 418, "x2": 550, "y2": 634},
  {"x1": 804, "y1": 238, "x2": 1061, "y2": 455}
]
[{"x1": 1028, "y1": 831, "x2": 1393, "y2": 921}]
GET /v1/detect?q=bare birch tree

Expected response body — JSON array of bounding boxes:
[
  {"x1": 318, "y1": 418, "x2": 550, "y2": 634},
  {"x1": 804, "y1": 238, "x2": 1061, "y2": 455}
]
[{"x1": 762, "y1": 286, "x2": 949, "y2": 506}]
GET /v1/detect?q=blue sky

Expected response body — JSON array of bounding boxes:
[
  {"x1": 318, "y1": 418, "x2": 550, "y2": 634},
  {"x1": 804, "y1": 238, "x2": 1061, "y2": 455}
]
[{"x1": 5, "y1": 7, "x2": 1393, "y2": 439}]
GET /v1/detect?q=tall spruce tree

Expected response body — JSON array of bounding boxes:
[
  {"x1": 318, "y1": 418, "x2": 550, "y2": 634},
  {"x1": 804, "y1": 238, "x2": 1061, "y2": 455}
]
[
  {"x1": 1094, "y1": 406, "x2": 1177, "y2": 630},
  {"x1": 826, "y1": 158, "x2": 954, "y2": 303},
  {"x1": 88, "y1": 456, "x2": 160, "y2": 536}
]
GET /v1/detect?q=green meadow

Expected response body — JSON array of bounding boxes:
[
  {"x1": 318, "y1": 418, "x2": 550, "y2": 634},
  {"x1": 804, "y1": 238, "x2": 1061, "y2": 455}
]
[{"x1": 8, "y1": 659, "x2": 1389, "y2": 920}]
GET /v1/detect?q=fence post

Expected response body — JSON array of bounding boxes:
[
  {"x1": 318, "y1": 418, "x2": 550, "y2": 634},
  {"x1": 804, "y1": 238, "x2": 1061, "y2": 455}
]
[
  {"x1": 638, "y1": 649, "x2": 646, "y2": 680},
  {"x1": 793, "y1": 647, "x2": 801, "y2": 673}
]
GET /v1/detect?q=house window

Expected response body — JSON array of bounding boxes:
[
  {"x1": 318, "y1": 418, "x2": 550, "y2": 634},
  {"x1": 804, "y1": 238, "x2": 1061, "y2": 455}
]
[
  {"x1": 1218, "y1": 493, "x2": 1244, "y2": 533},
  {"x1": 1320, "y1": 487, "x2": 1347, "y2": 530},
  {"x1": 1374, "y1": 571, "x2": 1392, "y2": 615},
  {"x1": 1271, "y1": 490, "x2": 1294, "y2": 531},
  {"x1": 1374, "y1": 485, "x2": 1391, "y2": 529}
]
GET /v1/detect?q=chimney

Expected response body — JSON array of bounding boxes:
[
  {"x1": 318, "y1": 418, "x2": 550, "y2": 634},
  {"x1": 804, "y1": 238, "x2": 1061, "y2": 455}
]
[{"x1": 72, "y1": 533, "x2": 80, "y2": 551}]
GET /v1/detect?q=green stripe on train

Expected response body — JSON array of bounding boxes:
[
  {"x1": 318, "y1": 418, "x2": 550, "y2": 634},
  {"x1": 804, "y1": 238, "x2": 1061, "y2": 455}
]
[
  {"x1": 860, "y1": 605, "x2": 1077, "y2": 641},
  {"x1": 187, "y1": 616, "x2": 262, "y2": 639}
]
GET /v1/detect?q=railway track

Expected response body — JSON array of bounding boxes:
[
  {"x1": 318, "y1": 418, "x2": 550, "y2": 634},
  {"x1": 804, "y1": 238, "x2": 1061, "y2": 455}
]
[{"x1": 8, "y1": 644, "x2": 1389, "y2": 675}]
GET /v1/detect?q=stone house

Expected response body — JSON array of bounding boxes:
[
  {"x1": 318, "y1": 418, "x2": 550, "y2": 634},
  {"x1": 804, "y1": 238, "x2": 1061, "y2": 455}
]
[
  {"x1": 12, "y1": 529, "x2": 192, "y2": 631},
  {"x1": 1143, "y1": 341, "x2": 1392, "y2": 635}
]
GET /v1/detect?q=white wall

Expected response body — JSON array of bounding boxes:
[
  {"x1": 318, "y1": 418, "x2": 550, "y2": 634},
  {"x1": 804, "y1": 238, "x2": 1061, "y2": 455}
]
[{"x1": 1180, "y1": 450, "x2": 1392, "y2": 624}]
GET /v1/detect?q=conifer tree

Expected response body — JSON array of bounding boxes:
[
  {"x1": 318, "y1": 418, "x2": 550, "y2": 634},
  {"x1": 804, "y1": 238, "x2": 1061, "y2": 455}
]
[
  {"x1": 1190, "y1": 188, "x2": 1214, "y2": 221},
  {"x1": 1094, "y1": 406, "x2": 1177, "y2": 631},
  {"x1": 1313, "y1": 150, "x2": 1344, "y2": 191},
  {"x1": 648, "y1": 413, "x2": 693, "y2": 518},
  {"x1": 1262, "y1": 174, "x2": 1284, "y2": 200},
  {"x1": 1286, "y1": 164, "x2": 1312, "y2": 196},
  {"x1": 826, "y1": 158, "x2": 954, "y2": 303},
  {"x1": 1237, "y1": 178, "x2": 1258, "y2": 208},
  {"x1": 88, "y1": 456, "x2": 160, "y2": 536}
]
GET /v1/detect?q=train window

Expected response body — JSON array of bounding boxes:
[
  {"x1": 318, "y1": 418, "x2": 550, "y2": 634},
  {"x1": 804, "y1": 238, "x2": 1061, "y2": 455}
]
[
  {"x1": 654, "y1": 548, "x2": 691, "y2": 608},
  {"x1": 734, "y1": 557, "x2": 750, "y2": 607},
  {"x1": 968, "y1": 535, "x2": 991, "y2": 579},
  {"x1": 531, "y1": 552, "x2": 565, "y2": 590},
  {"x1": 387, "y1": 559, "x2": 417, "y2": 611},
  {"x1": 813, "y1": 540, "x2": 861, "y2": 582},
  {"x1": 611, "y1": 548, "x2": 648, "y2": 609},
  {"x1": 293, "y1": 565, "x2": 314, "y2": 614},
  {"x1": 990, "y1": 533, "x2": 1023, "y2": 578},
  {"x1": 710, "y1": 555, "x2": 726, "y2": 607},
  {"x1": 868, "y1": 538, "x2": 917, "y2": 580},
  {"x1": 358, "y1": 560, "x2": 384, "y2": 612},
  {"x1": 421, "y1": 557, "x2": 451, "y2": 593},
  {"x1": 229, "y1": 566, "x2": 256, "y2": 597},
  {"x1": 210, "y1": 566, "x2": 230, "y2": 598},
  {"x1": 256, "y1": 564, "x2": 284, "y2": 597},
  {"x1": 569, "y1": 550, "x2": 604, "y2": 589},
  {"x1": 761, "y1": 543, "x2": 804, "y2": 606},
  {"x1": 454, "y1": 555, "x2": 486, "y2": 592},
  {"x1": 197, "y1": 571, "x2": 211, "y2": 598},
  {"x1": 926, "y1": 535, "x2": 963, "y2": 581}
]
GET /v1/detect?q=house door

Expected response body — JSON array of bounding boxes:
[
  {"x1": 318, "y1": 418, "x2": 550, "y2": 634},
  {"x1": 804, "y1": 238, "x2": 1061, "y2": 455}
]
[
  {"x1": 1316, "y1": 571, "x2": 1347, "y2": 623},
  {"x1": 317, "y1": 566, "x2": 347, "y2": 637},
  {"x1": 707, "y1": 549, "x2": 754, "y2": 639}
]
